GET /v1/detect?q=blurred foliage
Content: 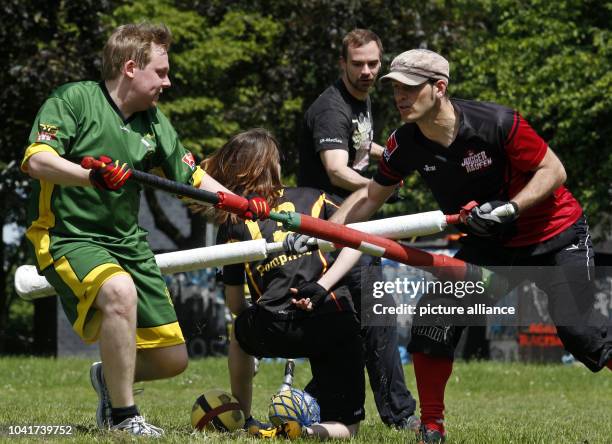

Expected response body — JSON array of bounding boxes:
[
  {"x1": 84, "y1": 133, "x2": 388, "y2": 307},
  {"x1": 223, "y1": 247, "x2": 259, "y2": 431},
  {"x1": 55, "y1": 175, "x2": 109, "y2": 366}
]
[
  {"x1": 0, "y1": 0, "x2": 117, "y2": 352},
  {"x1": 449, "y1": 0, "x2": 612, "y2": 228},
  {"x1": 1, "y1": 0, "x2": 610, "y2": 353},
  {"x1": 110, "y1": 1, "x2": 283, "y2": 154}
]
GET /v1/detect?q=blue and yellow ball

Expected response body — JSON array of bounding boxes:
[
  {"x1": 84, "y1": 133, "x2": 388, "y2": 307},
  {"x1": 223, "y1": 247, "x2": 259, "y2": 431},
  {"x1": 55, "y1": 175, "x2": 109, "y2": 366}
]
[{"x1": 268, "y1": 388, "x2": 320, "y2": 427}]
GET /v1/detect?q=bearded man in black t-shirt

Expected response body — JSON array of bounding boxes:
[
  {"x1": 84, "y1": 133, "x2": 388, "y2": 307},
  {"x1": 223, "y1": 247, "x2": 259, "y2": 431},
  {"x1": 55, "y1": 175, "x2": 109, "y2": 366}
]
[{"x1": 297, "y1": 29, "x2": 419, "y2": 431}]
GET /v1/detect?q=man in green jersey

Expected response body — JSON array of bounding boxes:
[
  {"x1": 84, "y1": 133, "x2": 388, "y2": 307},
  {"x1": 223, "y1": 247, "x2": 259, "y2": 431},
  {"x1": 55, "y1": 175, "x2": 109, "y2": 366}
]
[{"x1": 21, "y1": 23, "x2": 269, "y2": 437}]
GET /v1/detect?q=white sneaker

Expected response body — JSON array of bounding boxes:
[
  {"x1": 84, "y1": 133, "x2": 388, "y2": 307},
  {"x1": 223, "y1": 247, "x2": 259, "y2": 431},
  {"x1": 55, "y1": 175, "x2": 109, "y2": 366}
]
[
  {"x1": 111, "y1": 415, "x2": 164, "y2": 437},
  {"x1": 90, "y1": 362, "x2": 112, "y2": 429}
]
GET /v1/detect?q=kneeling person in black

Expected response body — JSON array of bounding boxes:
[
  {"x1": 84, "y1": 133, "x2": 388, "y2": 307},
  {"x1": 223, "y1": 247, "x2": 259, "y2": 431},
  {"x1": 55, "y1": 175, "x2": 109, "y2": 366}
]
[{"x1": 208, "y1": 129, "x2": 365, "y2": 439}]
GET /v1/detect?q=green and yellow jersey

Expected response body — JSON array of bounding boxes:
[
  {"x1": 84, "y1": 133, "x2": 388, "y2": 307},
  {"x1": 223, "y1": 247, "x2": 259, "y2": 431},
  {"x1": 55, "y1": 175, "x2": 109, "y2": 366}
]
[{"x1": 22, "y1": 81, "x2": 204, "y2": 269}]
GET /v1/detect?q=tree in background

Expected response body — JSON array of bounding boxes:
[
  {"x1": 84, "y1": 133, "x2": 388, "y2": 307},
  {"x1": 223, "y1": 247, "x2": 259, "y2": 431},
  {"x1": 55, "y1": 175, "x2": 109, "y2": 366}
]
[
  {"x1": 1, "y1": 0, "x2": 609, "y2": 353},
  {"x1": 0, "y1": 0, "x2": 116, "y2": 352},
  {"x1": 449, "y1": 0, "x2": 612, "y2": 230}
]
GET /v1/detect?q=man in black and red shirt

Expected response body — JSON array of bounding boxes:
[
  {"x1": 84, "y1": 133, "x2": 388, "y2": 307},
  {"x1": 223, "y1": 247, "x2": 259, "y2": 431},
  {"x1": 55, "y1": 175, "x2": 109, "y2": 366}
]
[{"x1": 327, "y1": 49, "x2": 612, "y2": 443}]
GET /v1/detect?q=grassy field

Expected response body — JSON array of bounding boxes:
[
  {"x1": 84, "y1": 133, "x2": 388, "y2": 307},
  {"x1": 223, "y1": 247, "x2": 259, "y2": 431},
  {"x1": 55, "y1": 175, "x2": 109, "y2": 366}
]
[{"x1": 0, "y1": 357, "x2": 610, "y2": 443}]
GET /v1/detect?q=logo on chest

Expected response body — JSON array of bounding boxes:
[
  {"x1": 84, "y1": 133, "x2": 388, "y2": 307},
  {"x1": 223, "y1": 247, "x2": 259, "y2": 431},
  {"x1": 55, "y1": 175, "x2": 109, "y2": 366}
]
[
  {"x1": 182, "y1": 152, "x2": 196, "y2": 170},
  {"x1": 384, "y1": 132, "x2": 399, "y2": 162},
  {"x1": 36, "y1": 123, "x2": 59, "y2": 142},
  {"x1": 461, "y1": 149, "x2": 492, "y2": 173}
]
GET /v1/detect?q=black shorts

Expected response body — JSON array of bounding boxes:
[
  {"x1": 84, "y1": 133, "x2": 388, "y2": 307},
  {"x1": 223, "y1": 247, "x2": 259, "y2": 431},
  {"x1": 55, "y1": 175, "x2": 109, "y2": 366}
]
[
  {"x1": 409, "y1": 216, "x2": 612, "y2": 371},
  {"x1": 235, "y1": 305, "x2": 365, "y2": 424}
]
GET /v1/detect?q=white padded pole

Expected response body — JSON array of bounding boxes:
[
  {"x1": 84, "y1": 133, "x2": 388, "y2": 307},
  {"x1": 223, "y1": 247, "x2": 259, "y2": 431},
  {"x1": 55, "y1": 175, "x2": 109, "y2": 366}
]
[
  {"x1": 14, "y1": 211, "x2": 448, "y2": 300},
  {"x1": 317, "y1": 211, "x2": 447, "y2": 252},
  {"x1": 16, "y1": 239, "x2": 271, "y2": 300}
]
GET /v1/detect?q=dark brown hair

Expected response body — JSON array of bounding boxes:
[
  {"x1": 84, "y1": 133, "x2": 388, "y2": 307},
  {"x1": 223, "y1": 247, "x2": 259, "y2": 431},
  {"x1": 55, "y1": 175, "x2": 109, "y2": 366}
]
[
  {"x1": 341, "y1": 29, "x2": 383, "y2": 61},
  {"x1": 102, "y1": 23, "x2": 172, "y2": 81},
  {"x1": 202, "y1": 128, "x2": 283, "y2": 224}
]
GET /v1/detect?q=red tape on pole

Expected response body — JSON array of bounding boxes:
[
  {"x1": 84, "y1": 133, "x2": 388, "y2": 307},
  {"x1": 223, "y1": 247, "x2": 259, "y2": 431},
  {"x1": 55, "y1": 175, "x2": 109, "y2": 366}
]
[{"x1": 296, "y1": 213, "x2": 465, "y2": 269}]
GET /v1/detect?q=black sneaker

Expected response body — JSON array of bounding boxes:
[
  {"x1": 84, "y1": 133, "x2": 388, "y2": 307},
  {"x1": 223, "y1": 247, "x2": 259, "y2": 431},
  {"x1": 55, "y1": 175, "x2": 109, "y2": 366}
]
[
  {"x1": 396, "y1": 415, "x2": 421, "y2": 432},
  {"x1": 597, "y1": 345, "x2": 612, "y2": 370},
  {"x1": 244, "y1": 415, "x2": 273, "y2": 432},
  {"x1": 248, "y1": 420, "x2": 303, "y2": 439}
]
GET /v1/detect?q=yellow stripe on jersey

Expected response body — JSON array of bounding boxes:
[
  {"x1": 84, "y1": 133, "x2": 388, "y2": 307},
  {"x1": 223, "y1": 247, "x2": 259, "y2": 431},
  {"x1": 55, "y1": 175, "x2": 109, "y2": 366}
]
[
  {"x1": 245, "y1": 220, "x2": 263, "y2": 240},
  {"x1": 25, "y1": 156, "x2": 58, "y2": 271},
  {"x1": 324, "y1": 197, "x2": 339, "y2": 208},
  {"x1": 52, "y1": 258, "x2": 128, "y2": 343},
  {"x1": 309, "y1": 193, "x2": 332, "y2": 273},
  {"x1": 20, "y1": 143, "x2": 58, "y2": 173},
  {"x1": 310, "y1": 193, "x2": 326, "y2": 218},
  {"x1": 317, "y1": 250, "x2": 329, "y2": 274},
  {"x1": 191, "y1": 165, "x2": 205, "y2": 188},
  {"x1": 245, "y1": 262, "x2": 263, "y2": 299},
  {"x1": 310, "y1": 192, "x2": 337, "y2": 217},
  {"x1": 136, "y1": 321, "x2": 185, "y2": 349}
]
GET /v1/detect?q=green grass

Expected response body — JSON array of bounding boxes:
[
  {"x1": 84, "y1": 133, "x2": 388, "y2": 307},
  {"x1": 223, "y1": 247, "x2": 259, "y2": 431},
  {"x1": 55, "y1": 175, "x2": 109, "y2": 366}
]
[{"x1": 0, "y1": 357, "x2": 610, "y2": 443}]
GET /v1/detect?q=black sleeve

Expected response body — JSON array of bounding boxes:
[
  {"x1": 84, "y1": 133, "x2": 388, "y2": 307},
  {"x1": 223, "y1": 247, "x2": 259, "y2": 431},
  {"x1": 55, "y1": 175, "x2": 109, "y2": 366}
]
[
  {"x1": 221, "y1": 263, "x2": 245, "y2": 286},
  {"x1": 216, "y1": 222, "x2": 246, "y2": 285},
  {"x1": 310, "y1": 107, "x2": 351, "y2": 154},
  {"x1": 321, "y1": 192, "x2": 339, "y2": 220}
]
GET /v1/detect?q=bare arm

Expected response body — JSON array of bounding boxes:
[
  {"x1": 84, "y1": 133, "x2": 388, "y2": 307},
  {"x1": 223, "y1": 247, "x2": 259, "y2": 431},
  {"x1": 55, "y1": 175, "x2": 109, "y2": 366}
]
[
  {"x1": 199, "y1": 171, "x2": 232, "y2": 194},
  {"x1": 317, "y1": 247, "x2": 362, "y2": 290},
  {"x1": 291, "y1": 246, "x2": 363, "y2": 311},
  {"x1": 26, "y1": 151, "x2": 91, "y2": 186},
  {"x1": 291, "y1": 181, "x2": 395, "y2": 311},
  {"x1": 369, "y1": 142, "x2": 384, "y2": 161},
  {"x1": 330, "y1": 179, "x2": 396, "y2": 224},
  {"x1": 224, "y1": 284, "x2": 249, "y2": 316},
  {"x1": 316, "y1": 180, "x2": 395, "y2": 287},
  {"x1": 320, "y1": 149, "x2": 370, "y2": 192},
  {"x1": 511, "y1": 147, "x2": 567, "y2": 213}
]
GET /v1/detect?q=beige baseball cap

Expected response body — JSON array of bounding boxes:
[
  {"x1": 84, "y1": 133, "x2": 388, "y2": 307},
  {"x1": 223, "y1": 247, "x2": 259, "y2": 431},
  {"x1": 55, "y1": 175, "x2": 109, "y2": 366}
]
[{"x1": 380, "y1": 49, "x2": 450, "y2": 85}]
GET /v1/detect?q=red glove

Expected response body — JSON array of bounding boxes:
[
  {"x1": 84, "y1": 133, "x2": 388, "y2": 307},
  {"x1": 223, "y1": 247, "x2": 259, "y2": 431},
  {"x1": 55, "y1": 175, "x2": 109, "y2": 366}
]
[
  {"x1": 242, "y1": 196, "x2": 270, "y2": 221},
  {"x1": 84, "y1": 155, "x2": 132, "y2": 191}
]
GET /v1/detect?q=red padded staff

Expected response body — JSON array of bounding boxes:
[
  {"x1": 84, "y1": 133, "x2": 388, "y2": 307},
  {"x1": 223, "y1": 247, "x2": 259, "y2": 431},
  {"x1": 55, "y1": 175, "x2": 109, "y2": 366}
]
[{"x1": 80, "y1": 157, "x2": 502, "y2": 286}]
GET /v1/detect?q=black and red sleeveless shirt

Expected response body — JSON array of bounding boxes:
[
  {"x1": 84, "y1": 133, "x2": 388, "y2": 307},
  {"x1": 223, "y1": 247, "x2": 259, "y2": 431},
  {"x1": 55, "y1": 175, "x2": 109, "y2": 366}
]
[{"x1": 374, "y1": 99, "x2": 582, "y2": 246}]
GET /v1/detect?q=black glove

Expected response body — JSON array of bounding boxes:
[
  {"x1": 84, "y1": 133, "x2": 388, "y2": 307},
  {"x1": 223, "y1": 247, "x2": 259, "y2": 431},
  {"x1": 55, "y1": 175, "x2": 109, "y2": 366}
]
[
  {"x1": 283, "y1": 233, "x2": 317, "y2": 255},
  {"x1": 466, "y1": 200, "x2": 519, "y2": 237},
  {"x1": 293, "y1": 282, "x2": 329, "y2": 308}
]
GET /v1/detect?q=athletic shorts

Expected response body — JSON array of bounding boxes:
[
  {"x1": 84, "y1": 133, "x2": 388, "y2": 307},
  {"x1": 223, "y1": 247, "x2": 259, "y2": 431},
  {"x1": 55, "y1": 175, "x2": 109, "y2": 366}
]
[
  {"x1": 409, "y1": 216, "x2": 611, "y2": 371},
  {"x1": 40, "y1": 238, "x2": 184, "y2": 348},
  {"x1": 235, "y1": 305, "x2": 365, "y2": 424}
]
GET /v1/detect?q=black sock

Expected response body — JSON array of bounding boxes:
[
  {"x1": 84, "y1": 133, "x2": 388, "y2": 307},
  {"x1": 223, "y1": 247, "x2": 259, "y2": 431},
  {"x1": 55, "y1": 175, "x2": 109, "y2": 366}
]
[{"x1": 111, "y1": 405, "x2": 140, "y2": 425}]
